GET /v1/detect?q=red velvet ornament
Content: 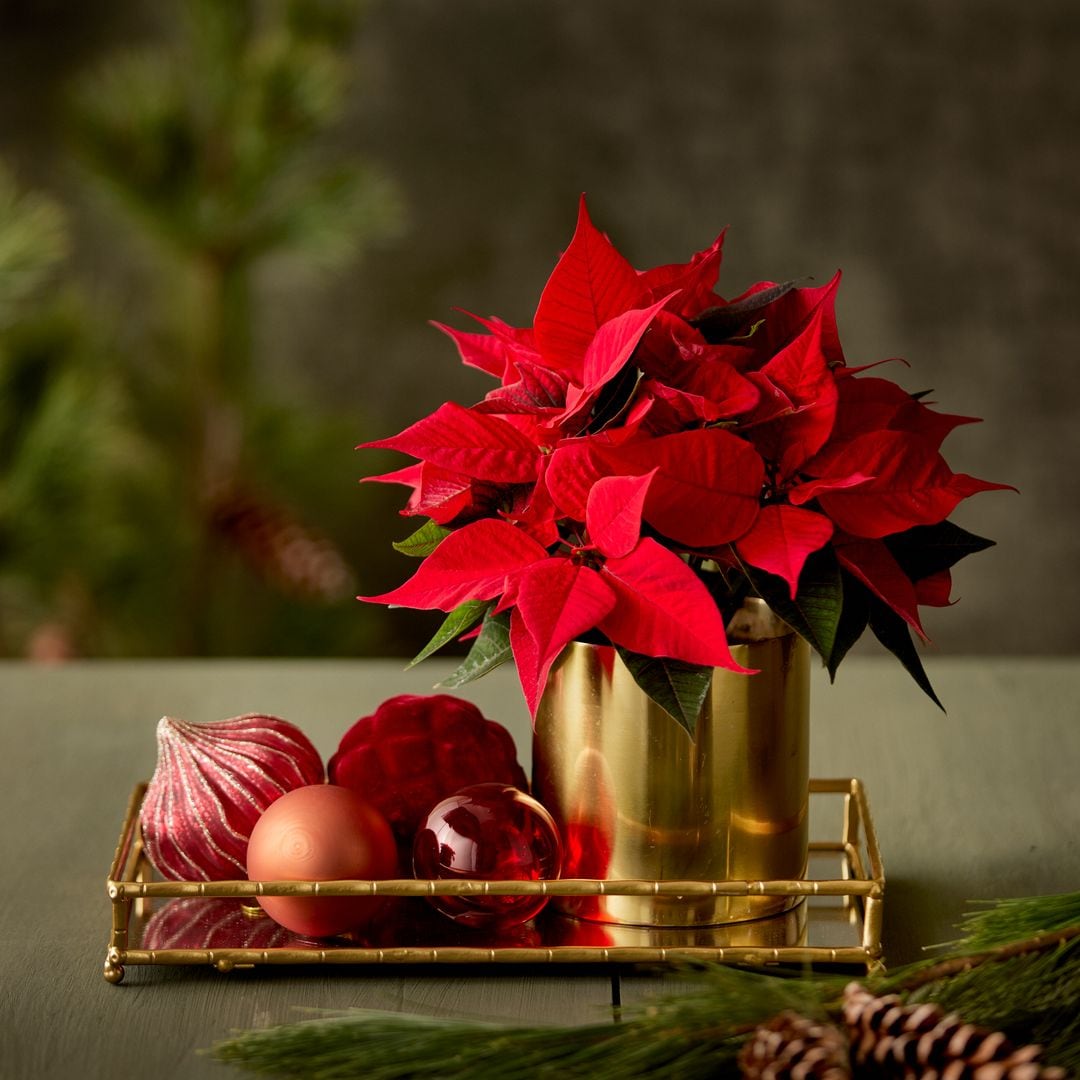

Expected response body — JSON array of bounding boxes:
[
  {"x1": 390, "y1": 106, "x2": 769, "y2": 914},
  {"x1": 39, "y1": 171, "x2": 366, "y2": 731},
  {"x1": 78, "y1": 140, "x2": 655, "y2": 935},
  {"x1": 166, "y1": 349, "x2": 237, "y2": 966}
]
[
  {"x1": 413, "y1": 783, "x2": 562, "y2": 928},
  {"x1": 328, "y1": 695, "x2": 528, "y2": 846}
]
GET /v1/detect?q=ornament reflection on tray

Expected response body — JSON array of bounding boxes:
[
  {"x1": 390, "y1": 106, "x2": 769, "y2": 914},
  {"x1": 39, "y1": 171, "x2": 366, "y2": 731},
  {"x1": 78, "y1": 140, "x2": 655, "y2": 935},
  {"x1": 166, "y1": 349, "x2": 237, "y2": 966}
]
[
  {"x1": 105, "y1": 777, "x2": 883, "y2": 983},
  {"x1": 143, "y1": 897, "x2": 293, "y2": 951},
  {"x1": 140, "y1": 896, "x2": 811, "y2": 954}
]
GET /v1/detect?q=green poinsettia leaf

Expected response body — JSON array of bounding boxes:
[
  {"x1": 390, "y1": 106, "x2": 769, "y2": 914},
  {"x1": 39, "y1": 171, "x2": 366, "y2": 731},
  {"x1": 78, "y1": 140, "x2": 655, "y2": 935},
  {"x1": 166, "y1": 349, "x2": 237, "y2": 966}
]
[
  {"x1": 868, "y1": 598, "x2": 945, "y2": 712},
  {"x1": 439, "y1": 612, "x2": 512, "y2": 688},
  {"x1": 407, "y1": 600, "x2": 490, "y2": 668},
  {"x1": 827, "y1": 572, "x2": 871, "y2": 680},
  {"x1": 741, "y1": 548, "x2": 843, "y2": 664},
  {"x1": 884, "y1": 520, "x2": 995, "y2": 581},
  {"x1": 392, "y1": 520, "x2": 452, "y2": 558},
  {"x1": 616, "y1": 648, "x2": 713, "y2": 739}
]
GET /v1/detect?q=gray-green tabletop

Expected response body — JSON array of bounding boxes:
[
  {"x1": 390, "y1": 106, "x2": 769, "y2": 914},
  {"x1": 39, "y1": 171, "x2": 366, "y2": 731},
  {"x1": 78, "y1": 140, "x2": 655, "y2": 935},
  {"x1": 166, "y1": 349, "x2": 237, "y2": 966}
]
[{"x1": 1, "y1": 657, "x2": 1077, "y2": 1079}]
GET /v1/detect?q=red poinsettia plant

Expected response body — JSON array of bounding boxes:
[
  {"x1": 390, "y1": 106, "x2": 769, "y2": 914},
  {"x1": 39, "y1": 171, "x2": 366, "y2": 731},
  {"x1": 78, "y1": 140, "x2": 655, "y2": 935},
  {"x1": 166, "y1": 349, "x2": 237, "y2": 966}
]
[{"x1": 359, "y1": 197, "x2": 1009, "y2": 731}]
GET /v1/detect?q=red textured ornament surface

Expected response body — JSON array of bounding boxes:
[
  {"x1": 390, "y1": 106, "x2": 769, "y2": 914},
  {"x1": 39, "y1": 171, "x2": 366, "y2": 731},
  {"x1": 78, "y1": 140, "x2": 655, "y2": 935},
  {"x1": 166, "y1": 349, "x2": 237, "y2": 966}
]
[
  {"x1": 413, "y1": 783, "x2": 562, "y2": 929},
  {"x1": 328, "y1": 695, "x2": 528, "y2": 845},
  {"x1": 140, "y1": 714, "x2": 324, "y2": 881}
]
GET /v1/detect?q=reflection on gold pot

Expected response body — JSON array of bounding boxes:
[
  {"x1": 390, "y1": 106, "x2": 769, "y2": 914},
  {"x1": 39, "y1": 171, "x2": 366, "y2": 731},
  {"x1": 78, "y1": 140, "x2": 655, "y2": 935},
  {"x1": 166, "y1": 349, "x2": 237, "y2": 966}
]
[
  {"x1": 533, "y1": 599, "x2": 809, "y2": 927},
  {"x1": 542, "y1": 897, "x2": 809, "y2": 950}
]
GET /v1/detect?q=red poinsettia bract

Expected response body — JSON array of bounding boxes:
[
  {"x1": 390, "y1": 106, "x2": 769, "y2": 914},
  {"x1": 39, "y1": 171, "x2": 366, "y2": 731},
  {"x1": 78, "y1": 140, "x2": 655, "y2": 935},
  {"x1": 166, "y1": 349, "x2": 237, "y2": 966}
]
[{"x1": 360, "y1": 196, "x2": 1010, "y2": 718}]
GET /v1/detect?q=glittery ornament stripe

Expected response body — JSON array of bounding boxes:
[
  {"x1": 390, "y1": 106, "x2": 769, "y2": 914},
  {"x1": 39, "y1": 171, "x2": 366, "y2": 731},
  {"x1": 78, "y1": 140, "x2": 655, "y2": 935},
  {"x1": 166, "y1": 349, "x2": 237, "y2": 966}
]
[
  {"x1": 176, "y1": 737, "x2": 250, "y2": 877},
  {"x1": 140, "y1": 715, "x2": 324, "y2": 881}
]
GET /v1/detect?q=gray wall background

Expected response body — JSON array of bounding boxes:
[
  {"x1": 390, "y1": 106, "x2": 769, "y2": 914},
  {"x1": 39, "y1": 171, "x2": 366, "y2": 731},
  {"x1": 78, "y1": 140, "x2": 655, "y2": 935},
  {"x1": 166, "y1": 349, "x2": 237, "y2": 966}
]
[{"x1": 2, "y1": 0, "x2": 1078, "y2": 656}]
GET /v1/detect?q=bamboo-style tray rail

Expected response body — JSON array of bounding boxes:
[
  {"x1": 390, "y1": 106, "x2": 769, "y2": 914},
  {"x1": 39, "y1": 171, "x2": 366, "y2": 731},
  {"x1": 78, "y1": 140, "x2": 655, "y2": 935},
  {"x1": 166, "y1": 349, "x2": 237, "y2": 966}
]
[{"x1": 104, "y1": 778, "x2": 884, "y2": 983}]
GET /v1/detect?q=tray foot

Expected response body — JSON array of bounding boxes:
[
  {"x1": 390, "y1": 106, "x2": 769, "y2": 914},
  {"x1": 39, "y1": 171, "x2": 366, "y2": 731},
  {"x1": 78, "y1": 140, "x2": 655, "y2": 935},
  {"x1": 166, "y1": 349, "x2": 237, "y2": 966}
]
[{"x1": 103, "y1": 958, "x2": 125, "y2": 984}]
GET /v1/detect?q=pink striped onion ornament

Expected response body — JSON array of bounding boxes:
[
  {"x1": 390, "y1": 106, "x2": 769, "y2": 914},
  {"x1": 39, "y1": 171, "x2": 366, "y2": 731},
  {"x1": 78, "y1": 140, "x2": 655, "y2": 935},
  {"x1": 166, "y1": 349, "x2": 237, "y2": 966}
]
[{"x1": 140, "y1": 714, "x2": 324, "y2": 881}]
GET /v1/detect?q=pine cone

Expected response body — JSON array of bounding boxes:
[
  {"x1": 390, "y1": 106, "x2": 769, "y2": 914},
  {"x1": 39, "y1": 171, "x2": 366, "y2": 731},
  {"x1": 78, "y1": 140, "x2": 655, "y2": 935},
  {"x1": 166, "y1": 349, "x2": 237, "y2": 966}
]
[
  {"x1": 739, "y1": 1010, "x2": 851, "y2": 1079},
  {"x1": 842, "y1": 983, "x2": 1068, "y2": 1079}
]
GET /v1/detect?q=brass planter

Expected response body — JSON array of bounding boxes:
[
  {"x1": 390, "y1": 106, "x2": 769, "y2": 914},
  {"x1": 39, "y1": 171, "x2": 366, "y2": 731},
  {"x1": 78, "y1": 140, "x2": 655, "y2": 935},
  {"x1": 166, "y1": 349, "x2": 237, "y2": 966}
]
[{"x1": 532, "y1": 600, "x2": 809, "y2": 927}]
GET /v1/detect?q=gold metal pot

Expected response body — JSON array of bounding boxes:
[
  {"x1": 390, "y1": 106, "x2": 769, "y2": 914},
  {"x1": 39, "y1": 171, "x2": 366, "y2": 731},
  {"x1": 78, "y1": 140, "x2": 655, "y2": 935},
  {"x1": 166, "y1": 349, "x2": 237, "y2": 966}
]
[{"x1": 532, "y1": 599, "x2": 809, "y2": 927}]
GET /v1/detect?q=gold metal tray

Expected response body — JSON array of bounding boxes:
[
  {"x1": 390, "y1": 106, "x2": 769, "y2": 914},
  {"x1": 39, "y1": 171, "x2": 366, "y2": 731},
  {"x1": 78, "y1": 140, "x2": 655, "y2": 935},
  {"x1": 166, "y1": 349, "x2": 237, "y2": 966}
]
[{"x1": 104, "y1": 778, "x2": 884, "y2": 983}]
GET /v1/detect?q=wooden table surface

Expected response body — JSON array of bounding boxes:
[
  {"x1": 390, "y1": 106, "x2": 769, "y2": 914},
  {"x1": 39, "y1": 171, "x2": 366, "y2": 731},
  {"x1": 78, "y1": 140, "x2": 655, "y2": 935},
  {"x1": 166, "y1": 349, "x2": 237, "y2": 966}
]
[{"x1": 1, "y1": 657, "x2": 1077, "y2": 1079}]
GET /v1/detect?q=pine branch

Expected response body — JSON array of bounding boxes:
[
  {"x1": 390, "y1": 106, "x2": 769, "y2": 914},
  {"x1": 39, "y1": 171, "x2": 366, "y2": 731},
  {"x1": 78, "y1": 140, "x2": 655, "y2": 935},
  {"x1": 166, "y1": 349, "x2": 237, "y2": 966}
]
[
  {"x1": 211, "y1": 893, "x2": 1080, "y2": 1079},
  {"x1": 952, "y1": 889, "x2": 1080, "y2": 950},
  {"x1": 212, "y1": 964, "x2": 829, "y2": 1078},
  {"x1": 68, "y1": 3, "x2": 401, "y2": 267},
  {"x1": 899, "y1": 931, "x2": 1080, "y2": 1073},
  {"x1": 893, "y1": 923, "x2": 1080, "y2": 995}
]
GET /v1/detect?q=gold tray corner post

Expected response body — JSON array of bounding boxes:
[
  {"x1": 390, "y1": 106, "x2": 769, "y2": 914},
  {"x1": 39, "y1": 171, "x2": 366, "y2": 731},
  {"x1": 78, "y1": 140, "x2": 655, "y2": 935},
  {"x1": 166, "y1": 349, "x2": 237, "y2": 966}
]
[{"x1": 105, "y1": 782, "x2": 151, "y2": 984}]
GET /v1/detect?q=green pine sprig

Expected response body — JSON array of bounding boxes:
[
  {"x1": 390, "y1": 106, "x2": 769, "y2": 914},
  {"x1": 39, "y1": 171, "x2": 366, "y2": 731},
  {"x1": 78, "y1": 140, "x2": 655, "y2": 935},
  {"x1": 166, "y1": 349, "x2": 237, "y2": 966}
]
[
  {"x1": 211, "y1": 891, "x2": 1080, "y2": 1079},
  {"x1": 0, "y1": 165, "x2": 67, "y2": 329},
  {"x1": 212, "y1": 970, "x2": 819, "y2": 1080},
  {"x1": 68, "y1": 0, "x2": 403, "y2": 268}
]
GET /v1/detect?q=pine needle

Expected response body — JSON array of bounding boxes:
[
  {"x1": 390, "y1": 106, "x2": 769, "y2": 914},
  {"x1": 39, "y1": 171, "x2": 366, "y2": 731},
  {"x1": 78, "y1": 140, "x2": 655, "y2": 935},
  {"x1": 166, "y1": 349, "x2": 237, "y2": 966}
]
[
  {"x1": 950, "y1": 889, "x2": 1080, "y2": 950},
  {"x1": 211, "y1": 892, "x2": 1080, "y2": 1078}
]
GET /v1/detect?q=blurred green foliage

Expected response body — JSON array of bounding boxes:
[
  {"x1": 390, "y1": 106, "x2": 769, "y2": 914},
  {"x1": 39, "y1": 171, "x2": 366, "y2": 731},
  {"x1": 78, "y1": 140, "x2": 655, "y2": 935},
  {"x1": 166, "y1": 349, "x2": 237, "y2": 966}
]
[{"x1": 0, "y1": 0, "x2": 404, "y2": 658}]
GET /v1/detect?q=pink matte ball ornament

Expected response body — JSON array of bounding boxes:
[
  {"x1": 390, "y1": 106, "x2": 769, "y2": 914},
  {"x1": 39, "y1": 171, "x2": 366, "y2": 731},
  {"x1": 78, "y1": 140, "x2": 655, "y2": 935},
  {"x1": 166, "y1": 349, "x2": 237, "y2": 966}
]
[
  {"x1": 245, "y1": 784, "x2": 398, "y2": 937},
  {"x1": 412, "y1": 783, "x2": 562, "y2": 928}
]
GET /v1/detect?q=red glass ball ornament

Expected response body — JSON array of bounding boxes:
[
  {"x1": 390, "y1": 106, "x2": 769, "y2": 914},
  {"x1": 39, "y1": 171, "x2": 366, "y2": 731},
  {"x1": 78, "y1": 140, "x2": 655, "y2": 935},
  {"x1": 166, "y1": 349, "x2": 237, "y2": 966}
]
[{"x1": 413, "y1": 783, "x2": 562, "y2": 928}]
